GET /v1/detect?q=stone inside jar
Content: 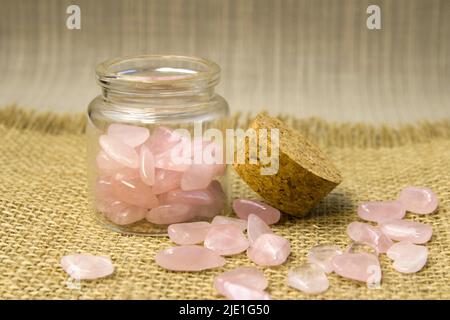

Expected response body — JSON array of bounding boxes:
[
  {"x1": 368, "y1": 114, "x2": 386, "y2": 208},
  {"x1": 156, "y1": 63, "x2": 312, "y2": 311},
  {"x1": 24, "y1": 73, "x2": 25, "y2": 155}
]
[{"x1": 94, "y1": 123, "x2": 226, "y2": 226}]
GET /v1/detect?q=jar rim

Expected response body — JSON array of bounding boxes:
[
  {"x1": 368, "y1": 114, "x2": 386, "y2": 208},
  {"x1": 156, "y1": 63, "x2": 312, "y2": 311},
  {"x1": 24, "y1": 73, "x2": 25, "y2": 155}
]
[{"x1": 96, "y1": 54, "x2": 221, "y2": 94}]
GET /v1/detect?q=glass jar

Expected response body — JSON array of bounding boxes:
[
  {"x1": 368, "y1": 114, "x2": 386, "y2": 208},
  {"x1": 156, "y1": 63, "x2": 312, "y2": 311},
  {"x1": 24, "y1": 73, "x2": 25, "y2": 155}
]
[{"x1": 86, "y1": 55, "x2": 230, "y2": 235}]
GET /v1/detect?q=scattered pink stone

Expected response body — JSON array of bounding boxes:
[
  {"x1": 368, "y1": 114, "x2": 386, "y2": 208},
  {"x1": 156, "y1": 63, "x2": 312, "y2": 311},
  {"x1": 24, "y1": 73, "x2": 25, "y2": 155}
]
[
  {"x1": 211, "y1": 216, "x2": 247, "y2": 231},
  {"x1": 139, "y1": 145, "x2": 155, "y2": 186},
  {"x1": 60, "y1": 254, "x2": 114, "y2": 280},
  {"x1": 347, "y1": 221, "x2": 394, "y2": 253},
  {"x1": 168, "y1": 221, "x2": 211, "y2": 245},
  {"x1": 152, "y1": 169, "x2": 183, "y2": 194},
  {"x1": 99, "y1": 135, "x2": 139, "y2": 168},
  {"x1": 204, "y1": 224, "x2": 249, "y2": 256},
  {"x1": 307, "y1": 244, "x2": 343, "y2": 273},
  {"x1": 357, "y1": 200, "x2": 406, "y2": 223},
  {"x1": 247, "y1": 234, "x2": 290, "y2": 266},
  {"x1": 96, "y1": 150, "x2": 124, "y2": 174},
  {"x1": 398, "y1": 186, "x2": 439, "y2": 214},
  {"x1": 155, "y1": 245, "x2": 226, "y2": 271},
  {"x1": 146, "y1": 203, "x2": 195, "y2": 225},
  {"x1": 247, "y1": 214, "x2": 273, "y2": 244},
  {"x1": 346, "y1": 242, "x2": 379, "y2": 256},
  {"x1": 287, "y1": 263, "x2": 330, "y2": 294},
  {"x1": 107, "y1": 123, "x2": 150, "y2": 148},
  {"x1": 233, "y1": 199, "x2": 280, "y2": 225},
  {"x1": 214, "y1": 267, "x2": 268, "y2": 296},
  {"x1": 164, "y1": 188, "x2": 214, "y2": 206},
  {"x1": 105, "y1": 205, "x2": 147, "y2": 225},
  {"x1": 181, "y1": 163, "x2": 216, "y2": 191},
  {"x1": 379, "y1": 219, "x2": 432, "y2": 244},
  {"x1": 146, "y1": 126, "x2": 182, "y2": 155},
  {"x1": 221, "y1": 282, "x2": 271, "y2": 300},
  {"x1": 332, "y1": 253, "x2": 381, "y2": 284},
  {"x1": 113, "y1": 170, "x2": 159, "y2": 208},
  {"x1": 387, "y1": 241, "x2": 428, "y2": 273}
]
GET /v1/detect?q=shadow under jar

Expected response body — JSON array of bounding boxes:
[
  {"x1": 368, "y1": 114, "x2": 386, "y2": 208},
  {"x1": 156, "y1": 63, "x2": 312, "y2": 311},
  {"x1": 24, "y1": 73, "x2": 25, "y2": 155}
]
[{"x1": 87, "y1": 55, "x2": 230, "y2": 235}]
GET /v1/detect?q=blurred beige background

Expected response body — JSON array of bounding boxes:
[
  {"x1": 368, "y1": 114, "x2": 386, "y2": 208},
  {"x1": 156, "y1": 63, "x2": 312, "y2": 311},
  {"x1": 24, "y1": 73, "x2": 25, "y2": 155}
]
[{"x1": 0, "y1": 0, "x2": 449, "y2": 124}]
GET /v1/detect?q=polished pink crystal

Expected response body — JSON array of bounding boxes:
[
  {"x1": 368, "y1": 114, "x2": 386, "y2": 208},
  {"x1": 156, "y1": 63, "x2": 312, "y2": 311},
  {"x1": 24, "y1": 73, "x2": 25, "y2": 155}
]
[
  {"x1": 233, "y1": 199, "x2": 280, "y2": 225},
  {"x1": 99, "y1": 135, "x2": 139, "y2": 168},
  {"x1": 247, "y1": 234, "x2": 290, "y2": 266},
  {"x1": 107, "y1": 123, "x2": 150, "y2": 148},
  {"x1": 247, "y1": 214, "x2": 273, "y2": 244},
  {"x1": 105, "y1": 205, "x2": 147, "y2": 225},
  {"x1": 287, "y1": 263, "x2": 330, "y2": 294},
  {"x1": 113, "y1": 170, "x2": 159, "y2": 208},
  {"x1": 332, "y1": 253, "x2": 381, "y2": 284},
  {"x1": 386, "y1": 241, "x2": 428, "y2": 273},
  {"x1": 379, "y1": 219, "x2": 432, "y2": 244},
  {"x1": 220, "y1": 282, "x2": 271, "y2": 300},
  {"x1": 398, "y1": 186, "x2": 439, "y2": 214},
  {"x1": 146, "y1": 126, "x2": 182, "y2": 155},
  {"x1": 154, "y1": 144, "x2": 190, "y2": 172},
  {"x1": 347, "y1": 221, "x2": 394, "y2": 253},
  {"x1": 60, "y1": 254, "x2": 114, "y2": 280},
  {"x1": 152, "y1": 169, "x2": 183, "y2": 195},
  {"x1": 307, "y1": 244, "x2": 343, "y2": 273},
  {"x1": 357, "y1": 200, "x2": 406, "y2": 223},
  {"x1": 212, "y1": 216, "x2": 247, "y2": 231},
  {"x1": 146, "y1": 203, "x2": 194, "y2": 224},
  {"x1": 139, "y1": 145, "x2": 155, "y2": 186},
  {"x1": 214, "y1": 267, "x2": 268, "y2": 296},
  {"x1": 155, "y1": 245, "x2": 226, "y2": 271},
  {"x1": 204, "y1": 224, "x2": 249, "y2": 256},
  {"x1": 96, "y1": 150, "x2": 124, "y2": 174},
  {"x1": 168, "y1": 221, "x2": 211, "y2": 245},
  {"x1": 164, "y1": 188, "x2": 214, "y2": 205},
  {"x1": 181, "y1": 163, "x2": 216, "y2": 191}
]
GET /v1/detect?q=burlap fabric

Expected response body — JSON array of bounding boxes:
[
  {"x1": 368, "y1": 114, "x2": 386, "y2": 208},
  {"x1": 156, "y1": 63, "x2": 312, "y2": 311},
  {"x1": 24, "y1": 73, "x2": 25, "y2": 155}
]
[{"x1": 0, "y1": 106, "x2": 449, "y2": 299}]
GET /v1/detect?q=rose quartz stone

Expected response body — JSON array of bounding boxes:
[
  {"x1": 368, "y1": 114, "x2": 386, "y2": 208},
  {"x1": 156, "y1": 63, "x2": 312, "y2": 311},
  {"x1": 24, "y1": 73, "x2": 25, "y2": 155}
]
[
  {"x1": 152, "y1": 169, "x2": 183, "y2": 194},
  {"x1": 332, "y1": 253, "x2": 381, "y2": 284},
  {"x1": 247, "y1": 234, "x2": 291, "y2": 266},
  {"x1": 307, "y1": 244, "x2": 343, "y2": 273},
  {"x1": 105, "y1": 205, "x2": 147, "y2": 225},
  {"x1": 168, "y1": 221, "x2": 211, "y2": 245},
  {"x1": 387, "y1": 241, "x2": 428, "y2": 273},
  {"x1": 287, "y1": 263, "x2": 330, "y2": 294},
  {"x1": 204, "y1": 224, "x2": 249, "y2": 256},
  {"x1": 147, "y1": 126, "x2": 182, "y2": 155},
  {"x1": 99, "y1": 135, "x2": 139, "y2": 168},
  {"x1": 347, "y1": 221, "x2": 394, "y2": 253},
  {"x1": 221, "y1": 282, "x2": 271, "y2": 300},
  {"x1": 107, "y1": 123, "x2": 150, "y2": 148},
  {"x1": 164, "y1": 188, "x2": 214, "y2": 205},
  {"x1": 181, "y1": 163, "x2": 216, "y2": 191},
  {"x1": 398, "y1": 186, "x2": 439, "y2": 214},
  {"x1": 154, "y1": 144, "x2": 190, "y2": 172},
  {"x1": 96, "y1": 150, "x2": 124, "y2": 174},
  {"x1": 212, "y1": 216, "x2": 247, "y2": 231},
  {"x1": 379, "y1": 219, "x2": 432, "y2": 244},
  {"x1": 214, "y1": 267, "x2": 268, "y2": 296},
  {"x1": 60, "y1": 254, "x2": 114, "y2": 280},
  {"x1": 146, "y1": 204, "x2": 195, "y2": 225},
  {"x1": 113, "y1": 170, "x2": 159, "y2": 208},
  {"x1": 247, "y1": 214, "x2": 273, "y2": 244},
  {"x1": 155, "y1": 245, "x2": 226, "y2": 271},
  {"x1": 233, "y1": 199, "x2": 280, "y2": 225},
  {"x1": 139, "y1": 145, "x2": 155, "y2": 186},
  {"x1": 357, "y1": 200, "x2": 406, "y2": 223}
]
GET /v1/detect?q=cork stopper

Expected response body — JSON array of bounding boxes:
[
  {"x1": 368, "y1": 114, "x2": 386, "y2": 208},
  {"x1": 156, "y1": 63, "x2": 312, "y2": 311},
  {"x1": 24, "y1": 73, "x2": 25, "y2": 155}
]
[{"x1": 233, "y1": 112, "x2": 343, "y2": 217}]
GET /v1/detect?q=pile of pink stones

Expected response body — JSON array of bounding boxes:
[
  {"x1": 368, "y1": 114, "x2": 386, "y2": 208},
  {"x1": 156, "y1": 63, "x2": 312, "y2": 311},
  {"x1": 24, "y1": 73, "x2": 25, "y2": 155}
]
[
  {"x1": 155, "y1": 199, "x2": 289, "y2": 299},
  {"x1": 287, "y1": 186, "x2": 438, "y2": 295},
  {"x1": 94, "y1": 124, "x2": 226, "y2": 226}
]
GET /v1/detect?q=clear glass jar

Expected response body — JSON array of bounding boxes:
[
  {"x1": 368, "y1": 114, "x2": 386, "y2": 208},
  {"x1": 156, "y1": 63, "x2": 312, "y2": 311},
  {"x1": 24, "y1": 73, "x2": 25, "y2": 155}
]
[{"x1": 86, "y1": 55, "x2": 230, "y2": 235}]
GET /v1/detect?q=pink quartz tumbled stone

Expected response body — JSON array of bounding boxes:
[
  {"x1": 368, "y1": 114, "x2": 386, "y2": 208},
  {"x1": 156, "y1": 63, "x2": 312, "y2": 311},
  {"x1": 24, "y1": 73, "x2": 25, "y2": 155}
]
[
  {"x1": 379, "y1": 219, "x2": 432, "y2": 244},
  {"x1": 307, "y1": 244, "x2": 343, "y2": 273},
  {"x1": 233, "y1": 199, "x2": 280, "y2": 225},
  {"x1": 139, "y1": 145, "x2": 155, "y2": 186},
  {"x1": 347, "y1": 221, "x2": 394, "y2": 253},
  {"x1": 60, "y1": 254, "x2": 114, "y2": 280},
  {"x1": 214, "y1": 267, "x2": 268, "y2": 295},
  {"x1": 212, "y1": 216, "x2": 247, "y2": 231},
  {"x1": 387, "y1": 241, "x2": 428, "y2": 273},
  {"x1": 168, "y1": 221, "x2": 211, "y2": 245},
  {"x1": 155, "y1": 245, "x2": 226, "y2": 271},
  {"x1": 99, "y1": 135, "x2": 139, "y2": 168},
  {"x1": 247, "y1": 214, "x2": 273, "y2": 244},
  {"x1": 181, "y1": 163, "x2": 216, "y2": 191},
  {"x1": 107, "y1": 123, "x2": 150, "y2": 148},
  {"x1": 332, "y1": 253, "x2": 381, "y2": 284},
  {"x1": 154, "y1": 144, "x2": 190, "y2": 172},
  {"x1": 247, "y1": 234, "x2": 291, "y2": 266},
  {"x1": 287, "y1": 263, "x2": 330, "y2": 294},
  {"x1": 164, "y1": 188, "x2": 214, "y2": 205},
  {"x1": 147, "y1": 126, "x2": 182, "y2": 155},
  {"x1": 113, "y1": 170, "x2": 159, "y2": 208},
  {"x1": 221, "y1": 282, "x2": 271, "y2": 300},
  {"x1": 96, "y1": 150, "x2": 124, "y2": 174},
  {"x1": 152, "y1": 169, "x2": 183, "y2": 195},
  {"x1": 357, "y1": 200, "x2": 406, "y2": 223},
  {"x1": 398, "y1": 186, "x2": 439, "y2": 214},
  {"x1": 105, "y1": 205, "x2": 147, "y2": 225},
  {"x1": 146, "y1": 204, "x2": 195, "y2": 225},
  {"x1": 204, "y1": 224, "x2": 249, "y2": 256}
]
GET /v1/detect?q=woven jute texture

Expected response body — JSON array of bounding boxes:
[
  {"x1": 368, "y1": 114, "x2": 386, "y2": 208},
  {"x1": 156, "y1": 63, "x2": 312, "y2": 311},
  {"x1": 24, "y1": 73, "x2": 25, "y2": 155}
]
[{"x1": 0, "y1": 106, "x2": 449, "y2": 300}]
